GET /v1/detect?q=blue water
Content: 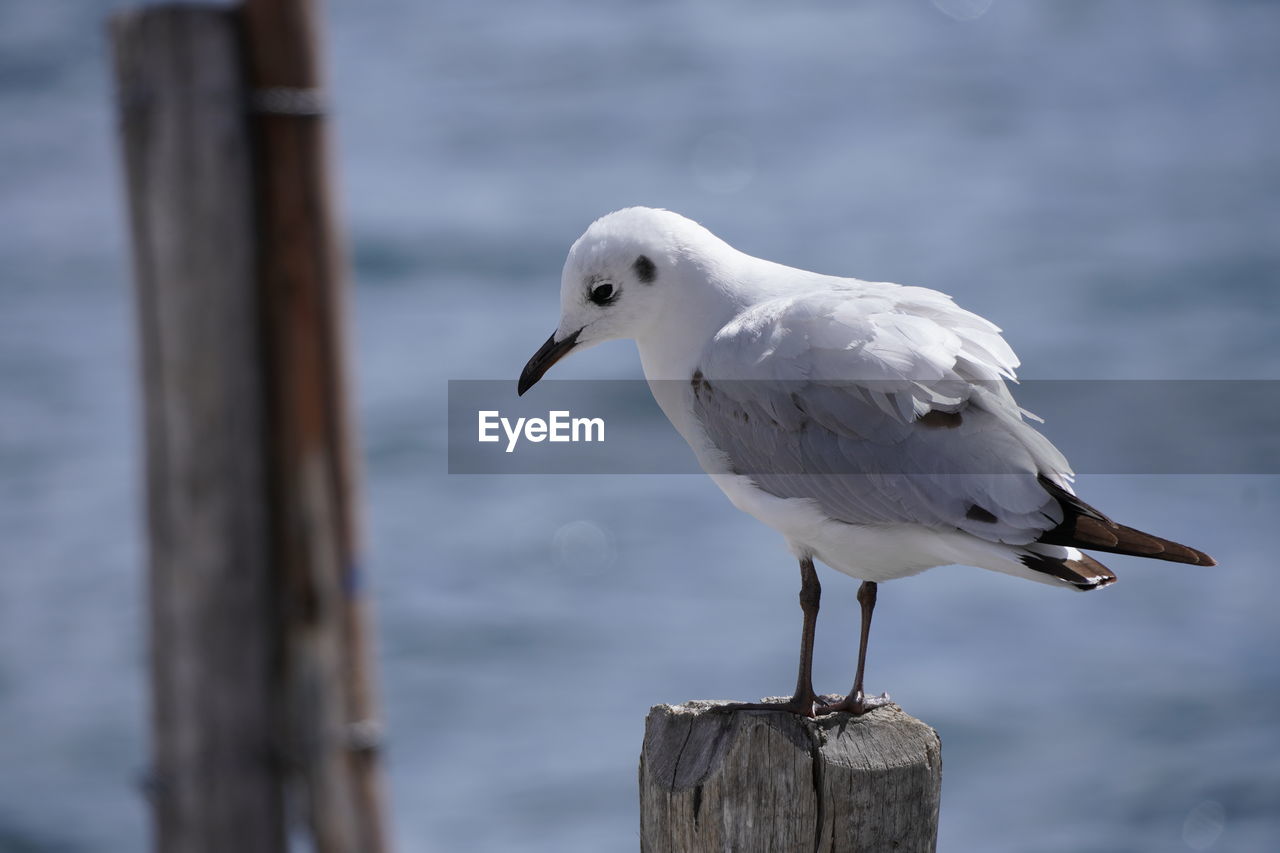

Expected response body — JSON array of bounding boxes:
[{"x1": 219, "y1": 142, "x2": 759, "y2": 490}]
[{"x1": 2, "y1": 1, "x2": 1279, "y2": 850}]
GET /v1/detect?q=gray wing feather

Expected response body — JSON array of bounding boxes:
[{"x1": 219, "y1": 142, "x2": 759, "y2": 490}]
[{"x1": 690, "y1": 289, "x2": 1073, "y2": 546}]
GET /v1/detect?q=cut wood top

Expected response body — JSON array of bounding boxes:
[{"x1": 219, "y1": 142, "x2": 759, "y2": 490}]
[{"x1": 641, "y1": 700, "x2": 942, "y2": 853}]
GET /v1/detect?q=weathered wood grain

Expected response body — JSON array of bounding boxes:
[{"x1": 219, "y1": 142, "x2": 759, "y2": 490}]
[
  {"x1": 240, "y1": 2, "x2": 390, "y2": 850},
  {"x1": 111, "y1": 7, "x2": 282, "y2": 852},
  {"x1": 114, "y1": 3, "x2": 389, "y2": 851},
  {"x1": 640, "y1": 701, "x2": 941, "y2": 853}
]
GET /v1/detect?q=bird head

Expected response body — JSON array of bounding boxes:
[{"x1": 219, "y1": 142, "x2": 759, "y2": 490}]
[{"x1": 519, "y1": 207, "x2": 695, "y2": 395}]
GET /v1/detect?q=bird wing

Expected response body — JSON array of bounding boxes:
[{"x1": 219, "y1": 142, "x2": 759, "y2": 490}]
[{"x1": 689, "y1": 285, "x2": 1075, "y2": 545}]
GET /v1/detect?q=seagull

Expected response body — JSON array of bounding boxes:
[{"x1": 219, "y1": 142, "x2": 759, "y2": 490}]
[{"x1": 517, "y1": 207, "x2": 1214, "y2": 717}]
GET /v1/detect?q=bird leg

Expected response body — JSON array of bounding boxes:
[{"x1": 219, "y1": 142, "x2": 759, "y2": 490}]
[
  {"x1": 817, "y1": 580, "x2": 890, "y2": 716},
  {"x1": 717, "y1": 557, "x2": 821, "y2": 717}
]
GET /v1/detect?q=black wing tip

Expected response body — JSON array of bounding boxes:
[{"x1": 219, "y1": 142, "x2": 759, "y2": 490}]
[
  {"x1": 1154, "y1": 541, "x2": 1216, "y2": 566},
  {"x1": 1021, "y1": 552, "x2": 1118, "y2": 591},
  {"x1": 1035, "y1": 476, "x2": 1216, "y2": 567},
  {"x1": 1064, "y1": 521, "x2": 1216, "y2": 567}
]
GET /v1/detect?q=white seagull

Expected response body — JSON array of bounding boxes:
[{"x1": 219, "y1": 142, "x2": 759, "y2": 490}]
[{"x1": 518, "y1": 207, "x2": 1214, "y2": 717}]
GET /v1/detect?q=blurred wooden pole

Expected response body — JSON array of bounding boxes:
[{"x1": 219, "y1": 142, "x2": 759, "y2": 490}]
[
  {"x1": 640, "y1": 702, "x2": 942, "y2": 852},
  {"x1": 111, "y1": 7, "x2": 285, "y2": 852},
  {"x1": 114, "y1": 1, "x2": 388, "y2": 849},
  {"x1": 239, "y1": 2, "x2": 390, "y2": 851}
]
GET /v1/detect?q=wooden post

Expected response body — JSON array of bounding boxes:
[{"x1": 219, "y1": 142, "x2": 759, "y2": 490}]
[
  {"x1": 239, "y1": 2, "x2": 389, "y2": 851},
  {"x1": 111, "y1": 7, "x2": 284, "y2": 852},
  {"x1": 640, "y1": 702, "x2": 941, "y2": 852},
  {"x1": 113, "y1": 1, "x2": 389, "y2": 850}
]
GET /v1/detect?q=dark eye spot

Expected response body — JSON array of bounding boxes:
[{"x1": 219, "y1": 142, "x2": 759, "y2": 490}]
[
  {"x1": 589, "y1": 282, "x2": 616, "y2": 306},
  {"x1": 632, "y1": 255, "x2": 656, "y2": 283}
]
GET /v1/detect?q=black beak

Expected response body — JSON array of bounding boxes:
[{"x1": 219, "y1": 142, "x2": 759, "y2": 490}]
[{"x1": 517, "y1": 328, "x2": 581, "y2": 396}]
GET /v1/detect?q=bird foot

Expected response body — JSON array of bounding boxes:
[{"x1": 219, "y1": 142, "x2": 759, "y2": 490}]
[
  {"x1": 713, "y1": 693, "x2": 818, "y2": 718},
  {"x1": 815, "y1": 690, "x2": 891, "y2": 717}
]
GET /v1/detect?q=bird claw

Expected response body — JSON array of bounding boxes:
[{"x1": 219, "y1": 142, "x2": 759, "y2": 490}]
[
  {"x1": 815, "y1": 690, "x2": 891, "y2": 717},
  {"x1": 713, "y1": 695, "x2": 818, "y2": 718},
  {"x1": 712, "y1": 689, "x2": 893, "y2": 718}
]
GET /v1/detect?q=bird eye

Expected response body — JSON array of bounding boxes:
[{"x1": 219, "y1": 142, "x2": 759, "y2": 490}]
[
  {"x1": 633, "y1": 255, "x2": 656, "y2": 283},
  {"x1": 589, "y1": 282, "x2": 616, "y2": 306}
]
